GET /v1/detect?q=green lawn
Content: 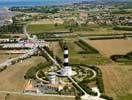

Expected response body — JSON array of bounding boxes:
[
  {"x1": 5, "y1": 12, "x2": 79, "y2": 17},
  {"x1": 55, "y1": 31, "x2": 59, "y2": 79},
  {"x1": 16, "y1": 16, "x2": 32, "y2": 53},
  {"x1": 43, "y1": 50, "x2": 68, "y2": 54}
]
[
  {"x1": 27, "y1": 24, "x2": 68, "y2": 33},
  {"x1": 57, "y1": 40, "x2": 111, "y2": 65},
  {"x1": 117, "y1": 94, "x2": 132, "y2": 100},
  {"x1": 27, "y1": 23, "x2": 113, "y2": 34}
]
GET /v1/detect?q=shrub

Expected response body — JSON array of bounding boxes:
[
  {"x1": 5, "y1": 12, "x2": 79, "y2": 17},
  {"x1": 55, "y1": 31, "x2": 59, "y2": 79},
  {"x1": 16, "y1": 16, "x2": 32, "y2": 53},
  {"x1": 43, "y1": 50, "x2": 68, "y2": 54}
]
[
  {"x1": 79, "y1": 64, "x2": 105, "y2": 93},
  {"x1": 11, "y1": 60, "x2": 16, "y2": 65},
  {"x1": 38, "y1": 70, "x2": 45, "y2": 78},
  {"x1": 0, "y1": 66, "x2": 7, "y2": 72},
  {"x1": 59, "y1": 40, "x2": 64, "y2": 51},
  {"x1": 38, "y1": 47, "x2": 52, "y2": 62},
  {"x1": 24, "y1": 62, "x2": 52, "y2": 79},
  {"x1": 113, "y1": 26, "x2": 132, "y2": 31},
  {"x1": 111, "y1": 51, "x2": 132, "y2": 62},
  {"x1": 43, "y1": 46, "x2": 54, "y2": 57},
  {"x1": 56, "y1": 56, "x2": 62, "y2": 64},
  {"x1": 100, "y1": 94, "x2": 113, "y2": 100},
  {"x1": 75, "y1": 95, "x2": 81, "y2": 100}
]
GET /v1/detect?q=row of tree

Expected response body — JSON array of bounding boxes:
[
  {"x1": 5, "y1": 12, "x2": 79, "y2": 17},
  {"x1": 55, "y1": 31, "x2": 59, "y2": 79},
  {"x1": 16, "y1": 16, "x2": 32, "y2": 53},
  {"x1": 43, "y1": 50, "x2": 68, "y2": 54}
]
[
  {"x1": 111, "y1": 51, "x2": 132, "y2": 62},
  {"x1": 75, "y1": 39, "x2": 99, "y2": 54},
  {"x1": 10, "y1": 6, "x2": 59, "y2": 14},
  {"x1": 113, "y1": 26, "x2": 132, "y2": 31}
]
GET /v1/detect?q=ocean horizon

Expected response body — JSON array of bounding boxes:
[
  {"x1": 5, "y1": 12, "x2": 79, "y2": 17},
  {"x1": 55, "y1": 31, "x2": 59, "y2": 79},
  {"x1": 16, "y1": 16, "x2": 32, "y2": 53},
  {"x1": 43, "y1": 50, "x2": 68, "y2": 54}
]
[{"x1": 0, "y1": 0, "x2": 85, "y2": 7}]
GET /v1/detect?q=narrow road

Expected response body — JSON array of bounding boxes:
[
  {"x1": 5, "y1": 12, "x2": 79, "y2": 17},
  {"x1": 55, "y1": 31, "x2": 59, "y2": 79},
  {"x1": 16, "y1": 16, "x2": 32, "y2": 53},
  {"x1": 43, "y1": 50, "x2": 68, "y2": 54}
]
[
  {"x1": 41, "y1": 48, "x2": 61, "y2": 69},
  {"x1": 0, "y1": 49, "x2": 36, "y2": 68},
  {"x1": 23, "y1": 23, "x2": 31, "y2": 40},
  {"x1": 0, "y1": 90, "x2": 75, "y2": 98}
]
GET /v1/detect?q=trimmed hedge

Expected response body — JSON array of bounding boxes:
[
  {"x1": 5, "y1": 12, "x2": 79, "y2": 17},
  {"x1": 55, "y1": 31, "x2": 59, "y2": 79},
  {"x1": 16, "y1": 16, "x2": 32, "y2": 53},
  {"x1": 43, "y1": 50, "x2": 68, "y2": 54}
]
[
  {"x1": 38, "y1": 47, "x2": 52, "y2": 62},
  {"x1": 100, "y1": 94, "x2": 113, "y2": 100},
  {"x1": 0, "y1": 47, "x2": 31, "y2": 50},
  {"x1": 113, "y1": 26, "x2": 132, "y2": 31},
  {"x1": 44, "y1": 39, "x2": 62, "y2": 42},
  {"x1": 75, "y1": 39, "x2": 99, "y2": 54},
  {"x1": 43, "y1": 46, "x2": 54, "y2": 57},
  {"x1": 89, "y1": 36, "x2": 124, "y2": 40},
  {"x1": 56, "y1": 56, "x2": 62, "y2": 64},
  {"x1": 59, "y1": 40, "x2": 64, "y2": 51},
  {"x1": 78, "y1": 80, "x2": 97, "y2": 96}
]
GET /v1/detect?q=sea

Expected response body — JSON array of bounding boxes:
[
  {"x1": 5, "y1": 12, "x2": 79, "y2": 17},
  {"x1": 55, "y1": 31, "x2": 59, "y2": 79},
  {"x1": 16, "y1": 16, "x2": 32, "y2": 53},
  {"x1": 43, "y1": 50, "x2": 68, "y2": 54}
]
[
  {"x1": 0, "y1": 0, "x2": 84, "y2": 7},
  {"x1": 0, "y1": 0, "x2": 85, "y2": 26}
]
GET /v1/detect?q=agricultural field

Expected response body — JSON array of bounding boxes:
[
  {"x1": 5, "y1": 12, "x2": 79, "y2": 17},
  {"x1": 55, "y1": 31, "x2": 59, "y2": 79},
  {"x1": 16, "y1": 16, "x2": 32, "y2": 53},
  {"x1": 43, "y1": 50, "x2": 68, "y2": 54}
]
[
  {"x1": 82, "y1": 38, "x2": 132, "y2": 99},
  {"x1": 87, "y1": 39, "x2": 132, "y2": 57},
  {"x1": 0, "y1": 56, "x2": 45, "y2": 91},
  {"x1": 0, "y1": 54, "x2": 20, "y2": 63},
  {"x1": 98, "y1": 63, "x2": 132, "y2": 100},
  {"x1": 48, "y1": 39, "x2": 132, "y2": 100}
]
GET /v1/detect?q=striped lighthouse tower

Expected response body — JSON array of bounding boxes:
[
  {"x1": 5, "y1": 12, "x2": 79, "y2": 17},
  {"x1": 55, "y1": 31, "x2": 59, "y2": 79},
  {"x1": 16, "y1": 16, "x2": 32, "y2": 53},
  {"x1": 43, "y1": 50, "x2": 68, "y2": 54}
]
[
  {"x1": 63, "y1": 43, "x2": 68, "y2": 67},
  {"x1": 61, "y1": 43, "x2": 72, "y2": 76}
]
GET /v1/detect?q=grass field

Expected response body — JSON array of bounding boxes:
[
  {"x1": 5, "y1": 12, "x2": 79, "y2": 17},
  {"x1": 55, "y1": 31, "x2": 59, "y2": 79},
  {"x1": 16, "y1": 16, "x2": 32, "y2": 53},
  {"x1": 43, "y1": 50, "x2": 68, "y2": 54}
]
[
  {"x1": 0, "y1": 56, "x2": 45, "y2": 92},
  {"x1": 50, "y1": 40, "x2": 111, "y2": 65},
  {"x1": 27, "y1": 23, "x2": 110, "y2": 34},
  {"x1": 117, "y1": 94, "x2": 132, "y2": 100},
  {"x1": 27, "y1": 24, "x2": 68, "y2": 33},
  {"x1": 27, "y1": 23, "x2": 132, "y2": 35}
]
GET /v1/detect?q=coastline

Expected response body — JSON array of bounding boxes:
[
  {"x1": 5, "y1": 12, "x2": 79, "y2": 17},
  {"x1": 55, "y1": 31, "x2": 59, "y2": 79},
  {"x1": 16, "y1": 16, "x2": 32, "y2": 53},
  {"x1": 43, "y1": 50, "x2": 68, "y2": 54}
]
[{"x1": 0, "y1": 0, "x2": 82, "y2": 7}]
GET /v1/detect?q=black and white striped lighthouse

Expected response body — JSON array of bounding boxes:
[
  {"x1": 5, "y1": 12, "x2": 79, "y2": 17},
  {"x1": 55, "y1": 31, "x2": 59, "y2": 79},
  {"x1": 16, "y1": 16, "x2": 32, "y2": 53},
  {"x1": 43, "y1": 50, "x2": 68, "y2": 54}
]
[
  {"x1": 63, "y1": 43, "x2": 68, "y2": 67},
  {"x1": 61, "y1": 43, "x2": 72, "y2": 76}
]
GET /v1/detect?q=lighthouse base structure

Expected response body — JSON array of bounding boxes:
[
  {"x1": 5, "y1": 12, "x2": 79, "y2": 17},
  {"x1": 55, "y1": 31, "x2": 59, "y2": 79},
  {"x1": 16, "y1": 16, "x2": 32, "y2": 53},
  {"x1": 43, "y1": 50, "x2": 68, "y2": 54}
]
[{"x1": 60, "y1": 66, "x2": 72, "y2": 76}]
